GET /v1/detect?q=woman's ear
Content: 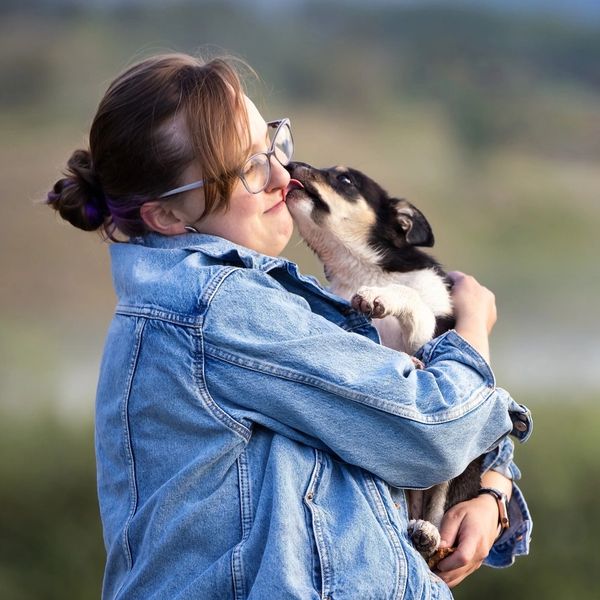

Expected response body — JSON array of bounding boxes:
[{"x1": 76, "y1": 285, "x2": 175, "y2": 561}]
[{"x1": 140, "y1": 201, "x2": 187, "y2": 236}]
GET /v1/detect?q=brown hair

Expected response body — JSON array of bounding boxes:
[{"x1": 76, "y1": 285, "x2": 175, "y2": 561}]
[{"x1": 47, "y1": 53, "x2": 250, "y2": 238}]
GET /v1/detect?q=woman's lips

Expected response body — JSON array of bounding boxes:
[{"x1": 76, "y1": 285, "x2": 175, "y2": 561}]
[
  {"x1": 266, "y1": 199, "x2": 286, "y2": 213},
  {"x1": 266, "y1": 179, "x2": 305, "y2": 213}
]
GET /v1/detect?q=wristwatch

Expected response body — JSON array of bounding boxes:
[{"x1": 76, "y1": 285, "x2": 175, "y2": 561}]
[{"x1": 478, "y1": 487, "x2": 510, "y2": 533}]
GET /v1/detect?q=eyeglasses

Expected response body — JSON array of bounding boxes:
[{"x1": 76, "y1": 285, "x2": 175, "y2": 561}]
[{"x1": 158, "y1": 118, "x2": 294, "y2": 198}]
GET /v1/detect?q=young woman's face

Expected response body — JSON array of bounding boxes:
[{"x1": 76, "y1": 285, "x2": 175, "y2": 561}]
[{"x1": 179, "y1": 96, "x2": 294, "y2": 256}]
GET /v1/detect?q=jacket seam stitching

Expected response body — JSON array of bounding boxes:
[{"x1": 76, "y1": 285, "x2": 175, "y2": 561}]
[
  {"x1": 193, "y1": 266, "x2": 252, "y2": 440},
  {"x1": 199, "y1": 265, "x2": 242, "y2": 315},
  {"x1": 204, "y1": 343, "x2": 494, "y2": 424},
  {"x1": 118, "y1": 317, "x2": 146, "y2": 580},
  {"x1": 231, "y1": 450, "x2": 253, "y2": 600},
  {"x1": 363, "y1": 474, "x2": 406, "y2": 600},
  {"x1": 195, "y1": 329, "x2": 251, "y2": 441},
  {"x1": 304, "y1": 450, "x2": 333, "y2": 599},
  {"x1": 113, "y1": 266, "x2": 241, "y2": 324},
  {"x1": 115, "y1": 304, "x2": 200, "y2": 325}
]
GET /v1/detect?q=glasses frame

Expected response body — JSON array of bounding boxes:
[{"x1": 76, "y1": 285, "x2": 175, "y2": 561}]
[{"x1": 158, "y1": 118, "x2": 293, "y2": 199}]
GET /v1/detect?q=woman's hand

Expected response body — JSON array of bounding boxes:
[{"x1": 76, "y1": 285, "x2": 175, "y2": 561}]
[
  {"x1": 447, "y1": 271, "x2": 497, "y2": 363},
  {"x1": 433, "y1": 493, "x2": 500, "y2": 588},
  {"x1": 434, "y1": 470, "x2": 512, "y2": 588}
]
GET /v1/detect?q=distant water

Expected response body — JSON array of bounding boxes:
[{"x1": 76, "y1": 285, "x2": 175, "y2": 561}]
[{"x1": 2, "y1": 320, "x2": 596, "y2": 427}]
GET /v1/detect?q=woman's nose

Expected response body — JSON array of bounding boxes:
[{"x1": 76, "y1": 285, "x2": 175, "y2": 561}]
[{"x1": 266, "y1": 156, "x2": 291, "y2": 191}]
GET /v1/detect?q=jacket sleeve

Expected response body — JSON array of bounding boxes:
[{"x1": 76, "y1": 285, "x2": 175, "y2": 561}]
[
  {"x1": 202, "y1": 268, "x2": 532, "y2": 490},
  {"x1": 481, "y1": 437, "x2": 533, "y2": 567}
]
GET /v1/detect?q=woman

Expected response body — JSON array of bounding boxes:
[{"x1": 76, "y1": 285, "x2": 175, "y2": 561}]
[{"x1": 48, "y1": 53, "x2": 531, "y2": 599}]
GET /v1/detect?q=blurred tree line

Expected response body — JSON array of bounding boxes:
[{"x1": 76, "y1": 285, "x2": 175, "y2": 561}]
[
  {"x1": 1, "y1": 0, "x2": 599, "y2": 157},
  {"x1": 1, "y1": 1, "x2": 599, "y2": 598}
]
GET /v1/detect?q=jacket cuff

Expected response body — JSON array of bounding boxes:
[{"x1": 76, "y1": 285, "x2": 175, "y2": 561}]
[
  {"x1": 495, "y1": 387, "x2": 533, "y2": 443},
  {"x1": 416, "y1": 331, "x2": 533, "y2": 443},
  {"x1": 481, "y1": 437, "x2": 522, "y2": 480},
  {"x1": 484, "y1": 483, "x2": 532, "y2": 568},
  {"x1": 415, "y1": 329, "x2": 495, "y2": 388}
]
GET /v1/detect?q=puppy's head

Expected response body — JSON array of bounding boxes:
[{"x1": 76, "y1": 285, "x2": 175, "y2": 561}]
[{"x1": 286, "y1": 161, "x2": 434, "y2": 266}]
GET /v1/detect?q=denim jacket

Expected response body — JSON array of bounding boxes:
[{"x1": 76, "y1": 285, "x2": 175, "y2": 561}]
[{"x1": 96, "y1": 232, "x2": 532, "y2": 600}]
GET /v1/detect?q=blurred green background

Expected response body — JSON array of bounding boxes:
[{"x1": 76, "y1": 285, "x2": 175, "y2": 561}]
[{"x1": 1, "y1": 1, "x2": 599, "y2": 598}]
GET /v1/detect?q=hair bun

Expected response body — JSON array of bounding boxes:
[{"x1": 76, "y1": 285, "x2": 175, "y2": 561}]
[{"x1": 47, "y1": 149, "x2": 110, "y2": 231}]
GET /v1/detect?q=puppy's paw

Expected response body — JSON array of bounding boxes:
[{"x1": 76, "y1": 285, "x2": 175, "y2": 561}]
[
  {"x1": 410, "y1": 356, "x2": 425, "y2": 370},
  {"x1": 407, "y1": 519, "x2": 441, "y2": 558},
  {"x1": 351, "y1": 287, "x2": 387, "y2": 318}
]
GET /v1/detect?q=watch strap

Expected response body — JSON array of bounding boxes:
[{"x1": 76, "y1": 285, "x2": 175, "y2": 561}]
[{"x1": 478, "y1": 487, "x2": 510, "y2": 531}]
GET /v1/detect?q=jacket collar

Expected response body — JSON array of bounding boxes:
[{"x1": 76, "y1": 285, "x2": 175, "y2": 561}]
[
  {"x1": 131, "y1": 232, "x2": 287, "y2": 269},
  {"x1": 129, "y1": 232, "x2": 351, "y2": 309}
]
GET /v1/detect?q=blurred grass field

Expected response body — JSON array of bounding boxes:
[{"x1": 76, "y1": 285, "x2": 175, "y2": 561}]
[
  {"x1": 2, "y1": 400, "x2": 599, "y2": 600},
  {"x1": 1, "y1": 2, "x2": 599, "y2": 598}
]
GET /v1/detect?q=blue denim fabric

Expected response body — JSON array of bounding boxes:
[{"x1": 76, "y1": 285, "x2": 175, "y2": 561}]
[{"x1": 95, "y1": 232, "x2": 532, "y2": 599}]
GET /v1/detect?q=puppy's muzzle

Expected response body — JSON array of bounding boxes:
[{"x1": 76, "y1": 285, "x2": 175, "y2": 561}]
[{"x1": 286, "y1": 161, "x2": 317, "y2": 182}]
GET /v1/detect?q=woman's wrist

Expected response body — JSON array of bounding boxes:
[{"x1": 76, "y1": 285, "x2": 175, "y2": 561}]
[
  {"x1": 481, "y1": 470, "x2": 513, "y2": 500},
  {"x1": 454, "y1": 321, "x2": 490, "y2": 363},
  {"x1": 478, "y1": 488, "x2": 510, "y2": 538},
  {"x1": 479, "y1": 471, "x2": 513, "y2": 541}
]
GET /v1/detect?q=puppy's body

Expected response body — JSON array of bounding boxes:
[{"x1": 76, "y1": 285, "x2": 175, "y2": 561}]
[
  {"x1": 286, "y1": 162, "x2": 482, "y2": 561},
  {"x1": 330, "y1": 269, "x2": 451, "y2": 353}
]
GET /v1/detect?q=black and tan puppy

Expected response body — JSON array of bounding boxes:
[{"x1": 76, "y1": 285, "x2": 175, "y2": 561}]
[{"x1": 286, "y1": 161, "x2": 483, "y2": 564}]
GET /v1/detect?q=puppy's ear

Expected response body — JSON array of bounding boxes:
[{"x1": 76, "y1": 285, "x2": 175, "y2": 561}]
[{"x1": 393, "y1": 200, "x2": 435, "y2": 247}]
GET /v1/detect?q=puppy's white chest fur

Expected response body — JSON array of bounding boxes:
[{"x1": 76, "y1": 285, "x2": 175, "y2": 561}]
[
  {"x1": 374, "y1": 315, "x2": 416, "y2": 350},
  {"x1": 330, "y1": 267, "x2": 452, "y2": 354}
]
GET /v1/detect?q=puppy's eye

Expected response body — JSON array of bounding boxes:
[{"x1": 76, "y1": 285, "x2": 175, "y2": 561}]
[{"x1": 337, "y1": 173, "x2": 353, "y2": 186}]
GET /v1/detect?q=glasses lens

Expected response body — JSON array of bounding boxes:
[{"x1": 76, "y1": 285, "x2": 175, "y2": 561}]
[
  {"x1": 273, "y1": 123, "x2": 293, "y2": 166},
  {"x1": 241, "y1": 153, "x2": 269, "y2": 193}
]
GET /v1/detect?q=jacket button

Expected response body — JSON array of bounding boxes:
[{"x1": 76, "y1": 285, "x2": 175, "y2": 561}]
[
  {"x1": 306, "y1": 492, "x2": 314, "y2": 501},
  {"x1": 514, "y1": 420, "x2": 528, "y2": 432}
]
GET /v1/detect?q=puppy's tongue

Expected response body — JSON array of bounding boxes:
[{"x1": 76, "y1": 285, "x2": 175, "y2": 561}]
[{"x1": 286, "y1": 179, "x2": 305, "y2": 193}]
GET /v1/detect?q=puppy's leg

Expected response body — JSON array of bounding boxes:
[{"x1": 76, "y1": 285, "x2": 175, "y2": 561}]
[
  {"x1": 351, "y1": 284, "x2": 437, "y2": 354},
  {"x1": 422, "y1": 481, "x2": 450, "y2": 531},
  {"x1": 407, "y1": 488, "x2": 439, "y2": 557},
  {"x1": 407, "y1": 489, "x2": 424, "y2": 521},
  {"x1": 407, "y1": 482, "x2": 449, "y2": 558}
]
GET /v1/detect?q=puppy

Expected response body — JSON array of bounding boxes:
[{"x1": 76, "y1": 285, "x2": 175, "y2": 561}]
[{"x1": 286, "y1": 161, "x2": 483, "y2": 564}]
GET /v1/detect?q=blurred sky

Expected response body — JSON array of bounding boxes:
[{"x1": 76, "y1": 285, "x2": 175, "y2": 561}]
[{"x1": 8, "y1": 0, "x2": 600, "y2": 21}]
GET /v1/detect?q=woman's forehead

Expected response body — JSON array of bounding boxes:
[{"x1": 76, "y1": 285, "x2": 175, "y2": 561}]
[{"x1": 243, "y1": 95, "x2": 268, "y2": 145}]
